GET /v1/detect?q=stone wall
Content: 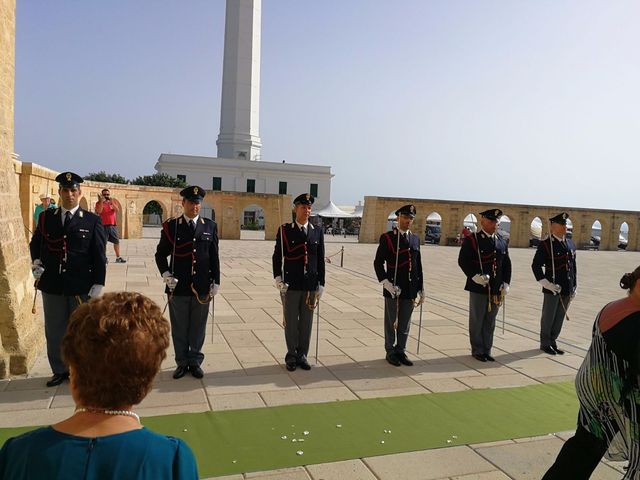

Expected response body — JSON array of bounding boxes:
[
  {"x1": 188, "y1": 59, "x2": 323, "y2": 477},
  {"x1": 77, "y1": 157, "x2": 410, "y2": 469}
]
[
  {"x1": 0, "y1": 0, "x2": 44, "y2": 376},
  {"x1": 15, "y1": 162, "x2": 292, "y2": 242},
  {"x1": 360, "y1": 196, "x2": 640, "y2": 251}
]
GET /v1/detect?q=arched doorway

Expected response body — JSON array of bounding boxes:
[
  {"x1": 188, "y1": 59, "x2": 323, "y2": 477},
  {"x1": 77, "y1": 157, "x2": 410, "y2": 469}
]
[
  {"x1": 619, "y1": 221, "x2": 629, "y2": 250},
  {"x1": 566, "y1": 218, "x2": 574, "y2": 239},
  {"x1": 498, "y1": 215, "x2": 511, "y2": 243},
  {"x1": 425, "y1": 211, "x2": 442, "y2": 244},
  {"x1": 143, "y1": 201, "x2": 163, "y2": 226},
  {"x1": 241, "y1": 204, "x2": 265, "y2": 240},
  {"x1": 463, "y1": 213, "x2": 477, "y2": 234},
  {"x1": 386, "y1": 209, "x2": 398, "y2": 231},
  {"x1": 591, "y1": 220, "x2": 602, "y2": 249},
  {"x1": 530, "y1": 217, "x2": 542, "y2": 247}
]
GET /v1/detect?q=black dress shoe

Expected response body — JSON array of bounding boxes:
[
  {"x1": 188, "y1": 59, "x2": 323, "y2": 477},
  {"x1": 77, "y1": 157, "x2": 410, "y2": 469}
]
[
  {"x1": 46, "y1": 373, "x2": 69, "y2": 387},
  {"x1": 297, "y1": 359, "x2": 311, "y2": 371},
  {"x1": 172, "y1": 365, "x2": 189, "y2": 379},
  {"x1": 386, "y1": 353, "x2": 401, "y2": 366},
  {"x1": 472, "y1": 354, "x2": 487, "y2": 362},
  {"x1": 541, "y1": 346, "x2": 557, "y2": 355},
  {"x1": 190, "y1": 365, "x2": 204, "y2": 379},
  {"x1": 398, "y1": 354, "x2": 414, "y2": 366},
  {"x1": 552, "y1": 346, "x2": 565, "y2": 355},
  {"x1": 484, "y1": 354, "x2": 496, "y2": 362},
  {"x1": 285, "y1": 362, "x2": 297, "y2": 372}
]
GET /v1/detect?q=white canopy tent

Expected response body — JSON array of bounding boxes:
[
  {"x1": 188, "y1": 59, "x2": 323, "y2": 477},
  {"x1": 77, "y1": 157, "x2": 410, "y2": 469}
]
[{"x1": 313, "y1": 201, "x2": 354, "y2": 218}]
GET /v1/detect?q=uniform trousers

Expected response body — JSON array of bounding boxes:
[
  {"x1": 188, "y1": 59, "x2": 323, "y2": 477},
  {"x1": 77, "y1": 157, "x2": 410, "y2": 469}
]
[
  {"x1": 384, "y1": 297, "x2": 414, "y2": 354},
  {"x1": 540, "y1": 293, "x2": 571, "y2": 348},
  {"x1": 42, "y1": 292, "x2": 88, "y2": 375},
  {"x1": 283, "y1": 290, "x2": 315, "y2": 363},
  {"x1": 469, "y1": 292, "x2": 501, "y2": 356},
  {"x1": 168, "y1": 295, "x2": 209, "y2": 367}
]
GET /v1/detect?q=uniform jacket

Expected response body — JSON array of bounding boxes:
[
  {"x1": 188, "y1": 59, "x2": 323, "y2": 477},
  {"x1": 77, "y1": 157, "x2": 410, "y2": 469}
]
[
  {"x1": 155, "y1": 215, "x2": 220, "y2": 297},
  {"x1": 458, "y1": 231, "x2": 512, "y2": 294},
  {"x1": 30, "y1": 207, "x2": 106, "y2": 295},
  {"x1": 272, "y1": 223, "x2": 325, "y2": 291},
  {"x1": 532, "y1": 236, "x2": 577, "y2": 296},
  {"x1": 373, "y1": 229, "x2": 424, "y2": 300}
]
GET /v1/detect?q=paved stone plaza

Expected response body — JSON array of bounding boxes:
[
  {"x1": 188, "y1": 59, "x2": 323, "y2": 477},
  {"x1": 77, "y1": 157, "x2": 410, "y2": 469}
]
[{"x1": 2, "y1": 227, "x2": 638, "y2": 479}]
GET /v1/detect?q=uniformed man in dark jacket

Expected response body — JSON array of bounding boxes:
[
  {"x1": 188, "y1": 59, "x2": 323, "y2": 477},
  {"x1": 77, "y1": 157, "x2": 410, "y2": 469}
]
[
  {"x1": 373, "y1": 204, "x2": 424, "y2": 367},
  {"x1": 532, "y1": 212, "x2": 577, "y2": 355},
  {"x1": 272, "y1": 193, "x2": 325, "y2": 371},
  {"x1": 458, "y1": 208, "x2": 511, "y2": 362},
  {"x1": 30, "y1": 171, "x2": 106, "y2": 387},
  {"x1": 155, "y1": 186, "x2": 220, "y2": 379}
]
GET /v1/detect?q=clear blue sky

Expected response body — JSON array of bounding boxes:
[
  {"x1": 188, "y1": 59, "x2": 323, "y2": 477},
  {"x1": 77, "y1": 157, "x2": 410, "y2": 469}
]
[{"x1": 15, "y1": 0, "x2": 640, "y2": 209}]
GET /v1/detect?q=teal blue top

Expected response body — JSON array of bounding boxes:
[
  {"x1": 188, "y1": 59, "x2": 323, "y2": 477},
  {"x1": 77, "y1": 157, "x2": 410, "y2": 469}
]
[{"x1": 0, "y1": 426, "x2": 198, "y2": 479}]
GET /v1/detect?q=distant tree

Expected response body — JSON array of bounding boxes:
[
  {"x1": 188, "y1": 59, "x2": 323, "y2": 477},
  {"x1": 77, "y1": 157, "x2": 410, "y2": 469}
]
[
  {"x1": 85, "y1": 171, "x2": 128, "y2": 184},
  {"x1": 131, "y1": 173, "x2": 187, "y2": 188}
]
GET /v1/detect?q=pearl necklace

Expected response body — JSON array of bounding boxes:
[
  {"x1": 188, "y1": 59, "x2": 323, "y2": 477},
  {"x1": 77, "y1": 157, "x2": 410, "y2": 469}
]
[{"x1": 75, "y1": 407, "x2": 140, "y2": 423}]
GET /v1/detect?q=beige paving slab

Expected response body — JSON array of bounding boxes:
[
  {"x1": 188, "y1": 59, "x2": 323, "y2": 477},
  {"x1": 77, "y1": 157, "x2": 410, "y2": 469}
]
[
  {"x1": 208, "y1": 392, "x2": 266, "y2": 411},
  {"x1": 261, "y1": 386, "x2": 358, "y2": 406},
  {"x1": 306, "y1": 459, "x2": 377, "y2": 480},
  {"x1": 364, "y1": 446, "x2": 496, "y2": 479},
  {"x1": 0, "y1": 389, "x2": 54, "y2": 412},
  {"x1": 203, "y1": 373, "x2": 299, "y2": 395},
  {"x1": 474, "y1": 437, "x2": 621, "y2": 480},
  {"x1": 0, "y1": 407, "x2": 74, "y2": 427},
  {"x1": 416, "y1": 378, "x2": 470, "y2": 393},
  {"x1": 507, "y1": 357, "x2": 578, "y2": 378},
  {"x1": 138, "y1": 381, "x2": 208, "y2": 408}
]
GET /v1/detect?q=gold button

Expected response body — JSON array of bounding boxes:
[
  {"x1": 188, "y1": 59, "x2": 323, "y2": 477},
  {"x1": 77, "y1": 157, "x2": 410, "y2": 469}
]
[
  {"x1": 62, "y1": 269, "x2": 66, "y2": 272},
  {"x1": 63, "y1": 235, "x2": 67, "y2": 239}
]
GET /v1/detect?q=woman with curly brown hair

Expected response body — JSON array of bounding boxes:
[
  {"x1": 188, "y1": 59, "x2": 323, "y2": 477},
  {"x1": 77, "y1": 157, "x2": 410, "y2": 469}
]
[
  {"x1": 0, "y1": 292, "x2": 198, "y2": 479},
  {"x1": 543, "y1": 266, "x2": 640, "y2": 479}
]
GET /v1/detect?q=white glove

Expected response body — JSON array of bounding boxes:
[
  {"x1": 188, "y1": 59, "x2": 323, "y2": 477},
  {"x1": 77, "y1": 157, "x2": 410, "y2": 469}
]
[
  {"x1": 31, "y1": 259, "x2": 44, "y2": 280},
  {"x1": 88, "y1": 284, "x2": 103, "y2": 298},
  {"x1": 317, "y1": 285, "x2": 324, "y2": 299},
  {"x1": 274, "y1": 276, "x2": 288, "y2": 293},
  {"x1": 539, "y1": 279, "x2": 562, "y2": 295},
  {"x1": 502, "y1": 283, "x2": 510, "y2": 295},
  {"x1": 415, "y1": 290, "x2": 425, "y2": 305},
  {"x1": 472, "y1": 274, "x2": 490, "y2": 286},
  {"x1": 382, "y1": 279, "x2": 401, "y2": 298},
  {"x1": 210, "y1": 283, "x2": 220, "y2": 297},
  {"x1": 162, "y1": 271, "x2": 179, "y2": 292}
]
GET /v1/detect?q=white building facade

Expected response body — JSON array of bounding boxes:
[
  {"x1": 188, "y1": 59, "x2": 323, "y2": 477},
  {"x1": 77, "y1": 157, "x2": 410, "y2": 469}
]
[{"x1": 155, "y1": 154, "x2": 332, "y2": 205}]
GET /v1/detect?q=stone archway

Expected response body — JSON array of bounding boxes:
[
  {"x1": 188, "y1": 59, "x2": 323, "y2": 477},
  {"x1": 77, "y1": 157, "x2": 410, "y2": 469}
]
[{"x1": 240, "y1": 203, "x2": 266, "y2": 240}]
